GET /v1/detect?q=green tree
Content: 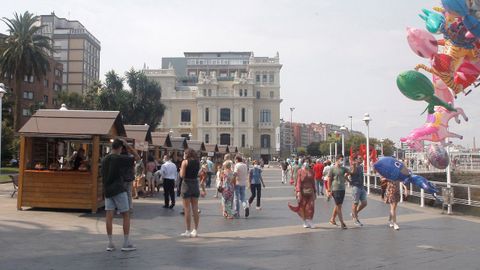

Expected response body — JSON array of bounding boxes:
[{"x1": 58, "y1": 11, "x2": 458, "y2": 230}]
[
  {"x1": 0, "y1": 11, "x2": 54, "y2": 131},
  {"x1": 306, "y1": 142, "x2": 321, "y2": 156},
  {"x1": 57, "y1": 91, "x2": 92, "y2": 110},
  {"x1": 297, "y1": 147, "x2": 307, "y2": 156}
]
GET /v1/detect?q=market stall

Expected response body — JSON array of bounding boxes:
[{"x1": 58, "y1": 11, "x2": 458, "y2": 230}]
[
  {"x1": 150, "y1": 132, "x2": 172, "y2": 160},
  {"x1": 16, "y1": 109, "x2": 126, "y2": 213}
]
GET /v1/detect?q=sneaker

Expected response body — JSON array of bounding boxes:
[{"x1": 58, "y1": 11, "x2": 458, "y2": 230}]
[
  {"x1": 354, "y1": 220, "x2": 362, "y2": 227},
  {"x1": 121, "y1": 244, "x2": 136, "y2": 252},
  {"x1": 191, "y1": 229, "x2": 198, "y2": 238},
  {"x1": 163, "y1": 205, "x2": 169, "y2": 209},
  {"x1": 389, "y1": 221, "x2": 394, "y2": 228},
  {"x1": 180, "y1": 230, "x2": 191, "y2": 237},
  {"x1": 169, "y1": 204, "x2": 175, "y2": 209},
  {"x1": 245, "y1": 207, "x2": 250, "y2": 218},
  {"x1": 106, "y1": 243, "x2": 115, "y2": 252},
  {"x1": 256, "y1": 206, "x2": 262, "y2": 210},
  {"x1": 307, "y1": 220, "x2": 316, "y2": 229},
  {"x1": 303, "y1": 221, "x2": 310, "y2": 228},
  {"x1": 393, "y1": 223, "x2": 400, "y2": 230}
]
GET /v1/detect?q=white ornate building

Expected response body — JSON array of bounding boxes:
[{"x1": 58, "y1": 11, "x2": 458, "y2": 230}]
[{"x1": 144, "y1": 52, "x2": 282, "y2": 161}]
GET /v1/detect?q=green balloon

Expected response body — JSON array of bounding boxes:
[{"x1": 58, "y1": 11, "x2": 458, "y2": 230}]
[{"x1": 396, "y1": 70, "x2": 456, "y2": 114}]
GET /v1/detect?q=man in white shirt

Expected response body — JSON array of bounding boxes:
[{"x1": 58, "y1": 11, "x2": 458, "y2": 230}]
[
  {"x1": 234, "y1": 155, "x2": 249, "y2": 218},
  {"x1": 157, "y1": 154, "x2": 178, "y2": 209}
]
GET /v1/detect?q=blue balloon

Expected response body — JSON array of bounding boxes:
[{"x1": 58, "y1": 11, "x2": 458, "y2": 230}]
[
  {"x1": 373, "y1": 157, "x2": 410, "y2": 181},
  {"x1": 463, "y1": 14, "x2": 480, "y2": 38},
  {"x1": 441, "y1": 0, "x2": 468, "y2": 16},
  {"x1": 404, "y1": 174, "x2": 439, "y2": 194}
]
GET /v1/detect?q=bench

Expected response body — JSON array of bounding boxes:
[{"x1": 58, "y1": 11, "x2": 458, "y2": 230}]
[{"x1": 9, "y1": 174, "x2": 18, "y2": 198}]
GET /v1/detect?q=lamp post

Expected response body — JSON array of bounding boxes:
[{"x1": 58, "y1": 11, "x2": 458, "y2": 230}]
[
  {"x1": 363, "y1": 113, "x2": 372, "y2": 194},
  {"x1": 334, "y1": 131, "x2": 338, "y2": 158},
  {"x1": 188, "y1": 132, "x2": 192, "y2": 140},
  {"x1": 340, "y1": 125, "x2": 347, "y2": 166},
  {"x1": 380, "y1": 138, "x2": 384, "y2": 156},
  {"x1": 0, "y1": 84, "x2": 6, "y2": 174},
  {"x1": 348, "y1": 116, "x2": 353, "y2": 132},
  {"x1": 289, "y1": 107, "x2": 295, "y2": 156}
]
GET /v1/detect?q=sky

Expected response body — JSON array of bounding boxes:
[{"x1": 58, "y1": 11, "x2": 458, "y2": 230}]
[{"x1": 1, "y1": 0, "x2": 478, "y2": 148}]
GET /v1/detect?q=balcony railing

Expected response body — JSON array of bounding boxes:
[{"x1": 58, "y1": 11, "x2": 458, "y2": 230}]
[
  {"x1": 179, "y1": 122, "x2": 192, "y2": 127},
  {"x1": 258, "y1": 122, "x2": 273, "y2": 129},
  {"x1": 218, "y1": 121, "x2": 233, "y2": 127}
]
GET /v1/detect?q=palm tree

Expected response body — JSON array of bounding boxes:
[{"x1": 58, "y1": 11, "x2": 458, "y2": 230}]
[{"x1": 0, "y1": 11, "x2": 54, "y2": 131}]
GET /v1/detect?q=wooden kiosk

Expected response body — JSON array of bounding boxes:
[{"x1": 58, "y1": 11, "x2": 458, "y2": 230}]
[
  {"x1": 185, "y1": 140, "x2": 206, "y2": 156},
  {"x1": 150, "y1": 132, "x2": 172, "y2": 160},
  {"x1": 17, "y1": 109, "x2": 126, "y2": 213},
  {"x1": 124, "y1": 125, "x2": 151, "y2": 152}
]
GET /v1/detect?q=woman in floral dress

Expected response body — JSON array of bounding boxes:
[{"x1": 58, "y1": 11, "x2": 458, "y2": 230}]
[
  {"x1": 221, "y1": 161, "x2": 236, "y2": 219},
  {"x1": 383, "y1": 177, "x2": 408, "y2": 231}
]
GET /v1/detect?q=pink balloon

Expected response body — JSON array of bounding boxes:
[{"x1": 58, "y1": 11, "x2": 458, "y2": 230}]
[
  {"x1": 454, "y1": 61, "x2": 480, "y2": 88},
  {"x1": 406, "y1": 27, "x2": 438, "y2": 59},
  {"x1": 432, "y1": 75, "x2": 454, "y2": 104}
]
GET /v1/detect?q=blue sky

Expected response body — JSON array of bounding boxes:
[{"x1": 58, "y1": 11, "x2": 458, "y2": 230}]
[{"x1": 2, "y1": 0, "x2": 478, "y2": 147}]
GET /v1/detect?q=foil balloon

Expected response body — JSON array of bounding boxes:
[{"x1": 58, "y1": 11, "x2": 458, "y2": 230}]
[
  {"x1": 374, "y1": 157, "x2": 439, "y2": 197},
  {"x1": 432, "y1": 75, "x2": 455, "y2": 103},
  {"x1": 373, "y1": 157, "x2": 410, "y2": 181},
  {"x1": 427, "y1": 143, "x2": 450, "y2": 169},
  {"x1": 454, "y1": 61, "x2": 480, "y2": 92},
  {"x1": 419, "y1": 9, "x2": 445, "y2": 33},
  {"x1": 404, "y1": 175, "x2": 439, "y2": 194},
  {"x1": 400, "y1": 105, "x2": 468, "y2": 151},
  {"x1": 396, "y1": 70, "x2": 457, "y2": 114},
  {"x1": 406, "y1": 27, "x2": 438, "y2": 58}
]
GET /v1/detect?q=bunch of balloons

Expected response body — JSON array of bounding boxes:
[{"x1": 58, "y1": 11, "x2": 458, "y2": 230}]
[{"x1": 395, "y1": 0, "x2": 477, "y2": 168}]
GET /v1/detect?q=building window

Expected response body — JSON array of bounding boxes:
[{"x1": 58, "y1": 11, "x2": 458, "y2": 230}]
[
  {"x1": 256, "y1": 91, "x2": 261, "y2": 99},
  {"x1": 270, "y1": 91, "x2": 274, "y2": 98},
  {"x1": 43, "y1": 79, "x2": 49, "y2": 87},
  {"x1": 261, "y1": 134, "x2": 271, "y2": 148},
  {"x1": 220, "y1": 133, "x2": 231, "y2": 145},
  {"x1": 239, "y1": 89, "x2": 243, "y2": 97},
  {"x1": 241, "y1": 108, "x2": 246, "y2": 122},
  {"x1": 241, "y1": 134, "x2": 246, "y2": 148},
  {"x1": 205, "y1": 134, "x2": 210, "y2": 144},
  {"x1": 43, "y1": 95, "x2": 48, "y2": 103},
  {"x1": 208, "y1": 89, "x2": 212, "y2": 96},
  {"x1": 181, "y1": 109, "x2": 191, "y2": 122},
  {"x1": 23, "y1": 91, "x2": 34, "y2": 100},
  {"x1": 260, "y1": 109, "x2": 271, "y2": 122},
  {"x1": 256, "y1": 74, "x2": 261, "y2": 83},
  {"x1": 263, "y1": 74, "x2": 267, "y2": 82},
  {"x1": 54, "y1": 84, "x2": 61, "y2": 91},
  {"x1": 22, "y1": 109, "x2": 31, "y2": 116},
  {"x1": 203, "y1": 89, "x2": 207, "y2": 96},
  {"x1": 205, "y1": 108, "x2": 209, "y2": 122},
  {"x1": 269, "y1": 74, "x2": 274, "y2": 83},
  {"x1": 244, "y1": 89, "x2": 248, "y2": 96},
  {"x1": 220, "y1": 108, "x2": 231, "y2": 122}
]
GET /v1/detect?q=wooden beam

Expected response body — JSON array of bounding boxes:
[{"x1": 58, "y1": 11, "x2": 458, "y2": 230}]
[
  {"x1": 91, "y1": 135, "x2": 100, "y2": 213},
  {"x1": 17, "y1": 136, "x2": 26, "y2": 210}
]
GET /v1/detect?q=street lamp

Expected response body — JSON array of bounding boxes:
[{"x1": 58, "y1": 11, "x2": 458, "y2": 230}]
[
  {"x1": 0, "y1": 83, "x2": 7, "y2": 174},
  {"x1": 363, "y1": 113, "x2": 372, "y2": 194},
  {"x1": 380, "y1": 138, "x2": 384, "y2": 156},
  {"x1": 334, "y1": 131, "x2": 338, "y2": 158},
  {"x1": 289, "y1": 107, "x2": 295, "y2": 156},
  {"x1": 340, "y1": 125, "x2": 347, "y2": 166},
  {"x1": 348, "y1": 116, "x2": 353, "y2": 132}
]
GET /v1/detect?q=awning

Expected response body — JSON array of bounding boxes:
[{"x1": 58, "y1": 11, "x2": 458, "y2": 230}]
[
  {"x1": 186, "y1": 140, "x2": 206, "y2": 152},
  {"x1": 151, "y1": 132, "x2": 172, "y2": 148},
  {"x1": 124, "y1": 124, "x2": 151, "y2": 151}
]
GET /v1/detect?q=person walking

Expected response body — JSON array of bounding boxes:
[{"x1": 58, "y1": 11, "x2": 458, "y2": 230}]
[
  {"x1": 383, "y1": 177, "x2": 409, "y2": 230},
  {"x1": 350, "y1": 155, "x2": 367, "y2": 226},
  {"x1": 158, "y1": 154, "x2": 177, "y2": 209},
  {"x1": 221, "y1": 161, "x2": 236, "y2": 219},
  {"x1": 206, "y1": 157, "x2": 214, "y2": 188},
  {"x1": 281, "y1": 159, "x2": 289, "y2": 184},
  {"x1": 322, "y1": 160, "x2": 332, "y2": 201},
  {"x1": 248, "y1": 160, "x2": 266, "y2": 210},
  {"x1": 313, "y1": 159, "x2": 324, "y2": 196},
  {"x1": 288, "y1": 158, "x2": 316, "y2": 228},
  {"x1": 145, "y1": 156, "x2": 157, "y2": 197},
  {"x1": 179, "y1": 149, "x2": 201, "y2": 237},
  {"x1": 102, "y1": 138, "x2": 140, "y2": 252},
  {"x1": 233, "y1": 155, "x2": 249, "y2": 218},
  {"x1": 327, "y1": 155, "x2": 350, "y2": 229},
  {"x1": 214, "y1": 163, "x2": 223, "y2": 198}
]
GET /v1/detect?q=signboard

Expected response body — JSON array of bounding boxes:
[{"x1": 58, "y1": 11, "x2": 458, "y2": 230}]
[{"x1": 207, "y1": 151, "x2": 215, "y2": 157}]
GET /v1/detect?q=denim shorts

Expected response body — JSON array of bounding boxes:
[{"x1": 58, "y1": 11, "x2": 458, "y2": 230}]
[
  {"x1": 105, "y1": 192, "x2": 129, "y2": 213},
  {"x1": 352, "y1": 186, "x2": 367, "y2": 204}
]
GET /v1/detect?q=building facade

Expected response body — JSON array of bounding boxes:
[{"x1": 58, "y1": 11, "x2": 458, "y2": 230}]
[
  {"x1": 0, "y1": 57, "x2": 63, "y2": 128},
  {"x1": 145, "y1": 52, "x2": 282, "y2": 162},
  {"x1": 35, "y1": 13, "x2": 101, "y2": 94}
]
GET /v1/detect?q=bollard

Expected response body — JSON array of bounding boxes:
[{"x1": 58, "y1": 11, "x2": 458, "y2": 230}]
[{"x1": 420, "y1": 189, "x2": 424, "y2": 207}]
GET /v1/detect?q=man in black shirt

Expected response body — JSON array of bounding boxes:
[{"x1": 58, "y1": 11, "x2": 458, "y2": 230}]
[{"x1": 102, "y1": 138, "x2": 140, "y2": 252}]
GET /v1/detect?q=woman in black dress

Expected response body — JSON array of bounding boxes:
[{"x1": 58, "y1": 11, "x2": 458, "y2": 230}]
[{"x1": 179, "y1": 149, "x2": 201, "y2": 237}]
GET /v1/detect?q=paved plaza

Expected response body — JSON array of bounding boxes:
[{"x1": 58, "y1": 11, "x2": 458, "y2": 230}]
[{"x1": 1, "y1": 168, "x2": 480, "y2": 270}]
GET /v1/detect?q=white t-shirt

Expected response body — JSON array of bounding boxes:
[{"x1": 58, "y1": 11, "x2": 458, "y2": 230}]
[{"x1": 234, "y1": 162, "x2": 248, "y2": 186}]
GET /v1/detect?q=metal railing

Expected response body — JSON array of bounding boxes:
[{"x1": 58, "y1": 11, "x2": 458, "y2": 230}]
[{"x1": 364, "y1": 173, "x2": 480, "y2": 209}]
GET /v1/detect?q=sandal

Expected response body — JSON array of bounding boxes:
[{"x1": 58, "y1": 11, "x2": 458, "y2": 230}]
[
  {"x1": 341, "y1": 223, "x2": 348, "y2": 229},
  {"x1": 329, "y1": 220, "x2": 337, "y2": 226}
]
